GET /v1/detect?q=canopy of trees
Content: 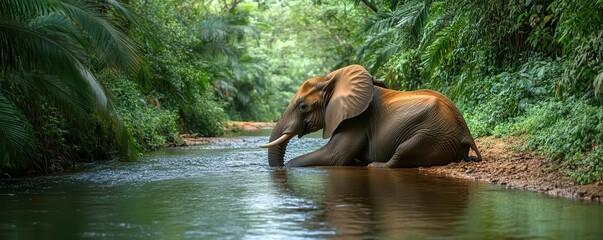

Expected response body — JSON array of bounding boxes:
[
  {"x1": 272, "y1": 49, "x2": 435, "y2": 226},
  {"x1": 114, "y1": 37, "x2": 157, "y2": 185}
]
[{"x1": 1, "y1": 0, "x2": 601, "y2": 184}]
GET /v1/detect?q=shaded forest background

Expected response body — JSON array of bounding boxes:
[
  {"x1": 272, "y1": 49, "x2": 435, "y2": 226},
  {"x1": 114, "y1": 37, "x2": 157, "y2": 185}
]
[{"x1": 1, "y1": 0, "x2": 602, "y2": 184}]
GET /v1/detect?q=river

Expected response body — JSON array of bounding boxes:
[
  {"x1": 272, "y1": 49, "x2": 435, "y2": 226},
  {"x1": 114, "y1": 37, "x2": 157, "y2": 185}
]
[{"x1": 1, "y1": 130, "x2": 602, "y2": 239}]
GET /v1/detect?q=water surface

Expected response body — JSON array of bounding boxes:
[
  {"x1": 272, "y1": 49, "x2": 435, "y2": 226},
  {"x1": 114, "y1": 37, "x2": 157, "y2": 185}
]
[{"x1": 1, "y1": 132, "x2": 602, "y2": 239}]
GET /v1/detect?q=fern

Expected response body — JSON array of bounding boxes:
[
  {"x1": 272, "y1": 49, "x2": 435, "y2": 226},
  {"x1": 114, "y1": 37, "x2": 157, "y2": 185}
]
[
  {"x1": 421, "y1": 14, "x2": 466, "y2": 81},
  {"x1": 357, "y1": 0, "x2": 432, "y2": 72}
]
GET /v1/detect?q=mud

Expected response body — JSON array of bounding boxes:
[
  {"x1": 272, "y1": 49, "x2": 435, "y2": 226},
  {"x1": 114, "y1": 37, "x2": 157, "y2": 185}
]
[
  {"x1": 224, "y1": 121, "x2": 276, "y2": 131},
  {"x1": 178, "y1": 121, "x2": 275, "y2": 145},
  {"x1": 421, "y1": 136, "x2": 603, "y2": 202}
]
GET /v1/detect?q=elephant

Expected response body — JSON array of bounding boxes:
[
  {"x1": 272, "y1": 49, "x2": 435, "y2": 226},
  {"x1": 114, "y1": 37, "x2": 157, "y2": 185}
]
[{"x1": 261, "y1": 65, "x2": 481, "y2": 168}]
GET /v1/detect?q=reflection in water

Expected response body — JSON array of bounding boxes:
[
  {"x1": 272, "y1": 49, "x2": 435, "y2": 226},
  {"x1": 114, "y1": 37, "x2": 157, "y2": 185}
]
[
  {"x1": 1, "y1": 135, "x2": 602, "y2": 239},
  {"x1": 271, "y1": 167, "x2": 475, "y2": 239}
]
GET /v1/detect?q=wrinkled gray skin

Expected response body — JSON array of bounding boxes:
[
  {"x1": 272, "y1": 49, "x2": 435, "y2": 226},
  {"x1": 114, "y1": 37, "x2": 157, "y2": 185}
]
[{"x1": 264, "y1": 65, "x2": 481, "y2": 168}]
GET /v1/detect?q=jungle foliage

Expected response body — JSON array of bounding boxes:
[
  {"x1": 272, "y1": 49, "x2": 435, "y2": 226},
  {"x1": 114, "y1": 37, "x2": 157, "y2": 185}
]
[
  {"x1": 2, "y1": 0, "x2": 602, "y2": 184},
  {"x1": 0, "y1": 0, "x2": 144, "y2": 173},
  {"x1": 352, "y1": 0, "x2": 603, "y2": 184}
]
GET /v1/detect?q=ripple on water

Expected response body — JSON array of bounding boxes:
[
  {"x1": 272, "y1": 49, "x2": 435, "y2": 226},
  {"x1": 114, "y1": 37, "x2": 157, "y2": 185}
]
[
  {"x1": 3, "y1": 135, "x2": 603, "y2": 240},
  {"x1": 33, "y1": 136, "x2": 327, "y2": 187}
]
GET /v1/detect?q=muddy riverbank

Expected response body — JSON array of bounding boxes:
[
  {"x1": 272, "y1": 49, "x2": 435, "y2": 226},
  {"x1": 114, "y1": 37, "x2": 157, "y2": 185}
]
[
  {"x1": 421, "y1": 136, "x2": 603, "y2": 202},
  {"x1": 178, "y1": 121, "x2": 275, "y2": 145}
]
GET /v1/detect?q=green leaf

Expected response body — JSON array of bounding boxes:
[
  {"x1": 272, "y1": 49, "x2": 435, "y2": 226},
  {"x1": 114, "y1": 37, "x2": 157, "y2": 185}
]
[
  {"x1": 0, "y1": 93, "x2": 38, "y2": 169},
  {"x1": 0, "y1": 0, "x2": 144, "y2": 166}
]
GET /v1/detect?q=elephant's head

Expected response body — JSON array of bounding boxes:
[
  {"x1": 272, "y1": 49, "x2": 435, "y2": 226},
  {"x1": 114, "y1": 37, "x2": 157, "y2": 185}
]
[{"x1": 261, "y1": 65, "x2": 375, "y2": 167}]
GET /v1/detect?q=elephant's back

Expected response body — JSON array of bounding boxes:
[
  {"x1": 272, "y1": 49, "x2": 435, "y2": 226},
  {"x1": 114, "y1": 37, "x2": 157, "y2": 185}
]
[
  {"x1": 376, "y1": 88, "x2": 460, "y2": 118},
  {"x1": 367, "y1": 88, "x2": 471, "y2": 163},
  {"x1": 379, "y1": 88, "x2": 471, "y2": 134},
  {"x1": 380, "y1": 89, "x2": 458, "y2": 111},
  {"x1": 399, "y1": 89, "x2": 477, "y2": 148}
]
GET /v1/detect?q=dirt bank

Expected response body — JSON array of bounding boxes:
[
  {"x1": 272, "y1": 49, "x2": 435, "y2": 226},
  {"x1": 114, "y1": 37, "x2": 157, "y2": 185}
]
[
  {"x1": 420, "y1": 136, "x2": 603, "y2": 202},
  {"x1": 179, "y1": 121, "x2": 275, "y2": 145},
  {"x1": 223, "y1": 121, "x2": 276, "y2": 131},
  {"x1": 181, "y1": 122, "x2": 603, "y2": 202}
]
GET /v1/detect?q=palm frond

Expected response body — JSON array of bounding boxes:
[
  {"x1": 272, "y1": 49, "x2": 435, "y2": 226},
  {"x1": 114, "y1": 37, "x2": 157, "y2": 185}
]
[
  {"x1": 372, "y1": 42, "x2": 401, "y2": 73},
  {"x1": 357, "y1": 0, "x2": 432, "y2": 71},
  {"x1": 0, "y1": 20, "x2": 108, "y2": 110},
  {"x1": 0, "y1": 0, "x2": 56, "y2": 21},
  {"x1": 22, "y1": 73, "x2": 91, "y2": 120},
  {"x1": 196, "y1": 16, "x2": 259, "y2": 42},
  {"x1": 363, "y1": 1, "x2": 431, "y2": 41},
  {"x1": 364, "y1": 10, "x2": 397, "y2": 34},
  {"x1": 196, "y1": 42, "x2": 239, "y2": 59},
  {"x1": 421, "y1": 14, "x2": 466, "y2": 80},
  {"x1": 100, "y1": 0, "x2": 153, "y2": 88},
  {"x1": 229, "y1": 23, "x2": 259, "y2": 41},
  {"x1": 105, "y1": 0, "x2": 148, "y2": 33},
  {"x1": 356, "y1": 26, "x2": 400, "y2": 58},
  {"x1": 0, "y1": 92, "x2": 38, "y2": 169},
  {"x1": 392, "y1": 0, "x2": 431, "y2": 43},
  {"x1": 195, "y1": 15, "x2": 258, "y2": 62},
  {"x1": 356, "y1": 34, "x2": 385, "y2": 61},
  {"x1": 197, "y1": 18, "x2": 230, "y2": 42},
  {"x1": 421, "y1": 30, "x2": 453, "y2": 77},
  {"x1": 409, "y1": 0, "x2": 431, "y2": 41},
  {"x1": 418, "y1": 4, "x2": 455, "y2": 50},
  {"x1": 58, "y1": 0, "x2": 142, "y2": 72},
  {"x1": 0, "y1": 20, "x2": 77, "y2": 69},
  {"x1": 0, "y1": 0, "x2": 145, "y2": 166}
]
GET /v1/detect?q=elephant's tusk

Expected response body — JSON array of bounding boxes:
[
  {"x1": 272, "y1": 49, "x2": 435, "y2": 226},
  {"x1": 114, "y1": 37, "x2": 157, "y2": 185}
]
[{"x1": 260, "y1": 134, "x2": 292, "y2": 148}]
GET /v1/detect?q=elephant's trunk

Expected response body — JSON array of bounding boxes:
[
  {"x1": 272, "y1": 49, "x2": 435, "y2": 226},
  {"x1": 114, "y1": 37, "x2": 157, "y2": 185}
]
[{"x1": 266, "y1": 120, "x2": 291, "y2": 167}]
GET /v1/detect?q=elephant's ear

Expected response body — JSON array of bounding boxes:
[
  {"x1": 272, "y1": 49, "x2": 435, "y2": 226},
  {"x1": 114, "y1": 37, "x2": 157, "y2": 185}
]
[{"x1": 322, "y1": 65, "x2": 374, "y2": 139}]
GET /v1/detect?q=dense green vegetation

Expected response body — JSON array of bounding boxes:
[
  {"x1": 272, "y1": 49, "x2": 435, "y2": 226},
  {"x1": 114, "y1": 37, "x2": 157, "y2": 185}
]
[
  {"x1": 354, "y1": 0, "x2": 603, "y2": 184},
  {"x1": 1, "y1": 0, "x2": 601, "y2": 184},
  {"x1": 1, "y1": 0, "x2": 145, "y2": 173}
]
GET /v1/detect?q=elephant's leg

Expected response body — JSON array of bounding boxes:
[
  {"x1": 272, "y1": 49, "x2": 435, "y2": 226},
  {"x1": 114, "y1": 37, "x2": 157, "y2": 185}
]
[
  {"x1": 286, "y1": 128, "x2": 366, "y2": 167},
  {"x1": 367, "y1": 134, "x2": 425, "y2": 168},
  {"x1": 285, "y1": 147, "x2": 331, "y2": 167}
]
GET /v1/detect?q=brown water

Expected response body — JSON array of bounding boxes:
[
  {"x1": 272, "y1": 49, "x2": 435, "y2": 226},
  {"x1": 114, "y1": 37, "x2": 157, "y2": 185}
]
[{"x1": 1, "y1": 131, "x2": 602, "y2": 239}]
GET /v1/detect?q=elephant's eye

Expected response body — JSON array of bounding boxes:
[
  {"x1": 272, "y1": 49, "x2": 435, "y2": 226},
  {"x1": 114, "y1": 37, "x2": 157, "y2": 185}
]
[{"x1": 299, "y1": 103, "x2": 308, "y2": 112}]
